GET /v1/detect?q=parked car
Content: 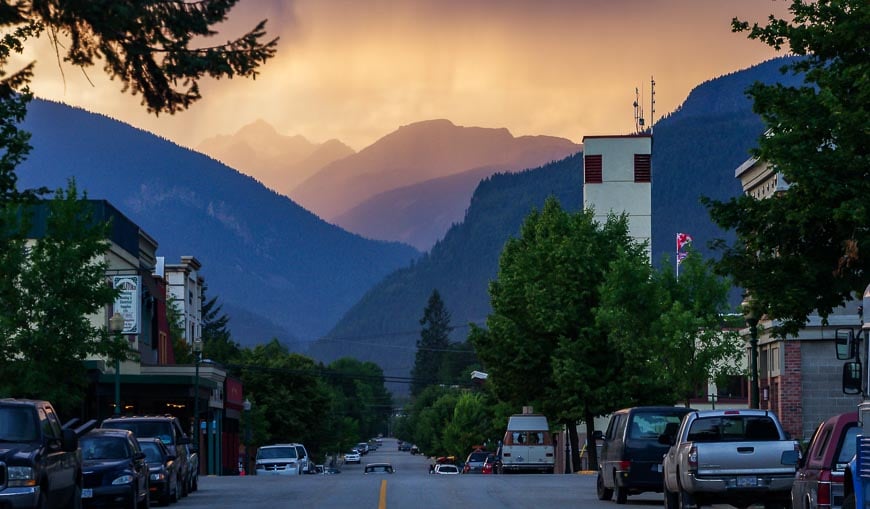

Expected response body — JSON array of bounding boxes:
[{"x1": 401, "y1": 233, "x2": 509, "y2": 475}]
[
  {"x1": 101, "y1": 415, "x2": 191, "y2": 496},
  {"x1": 463, "y1": 450, "x2": 490, "y2": 474},
  {"x1": 433, "y1": 464, "x2": 460, "y2": 475},
  {"x1": 344, "y1": 450, "x2": 361, "y2": 464},
  {"x1": 0, "y1": 399, "x2": 82, "y2": 509},
  {"x1": 500, "y1": 412, "x2": 555, "y2": 473},
  {"x1": 80, "y1": 428, "x2": 151, "y2": 508},
  {"x1": 255, "y1": 443, "x2": 311, "y2": 475},
  {"x1": 596, "y1": 406, "x2": 694, "y2": 504},
  {"x1": 792, "y1": 411, "x2": 858, "y2": 509},
  {"x1": 137, "y1": 437, "x2": 180, "y2": 506},
  {"x1": 481, "y1": 453, "x2": 502, "y2": 475},
  {"x1": 398, "y1": 441, "x2": 411, "y2": 452},
  {"x1": 356, "y1": 442, "x2": 369, "y2": 455},
  {"x1": 184, "y1": 443, "x2": 199, "y2": 491},
  {"x1": 364, "y1": 463, "x2": 395, "y2": 474},
  {"x1": 410, "y1": 444, "x2": 420, "y2": 455},
  {"x1": 662, "y1": 409, "x2": 800, "y2": 509}
]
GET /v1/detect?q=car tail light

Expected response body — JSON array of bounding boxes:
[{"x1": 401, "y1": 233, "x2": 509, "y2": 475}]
[
  {"x1": 817, "y1": 470, "x2": 832, "y2": 509},
  {"x1": 688, "y1": 446, "x2": 698, "y2": 472},
  {"x1": 619, "y1": 460, "x2": 631, "y2": 472}
]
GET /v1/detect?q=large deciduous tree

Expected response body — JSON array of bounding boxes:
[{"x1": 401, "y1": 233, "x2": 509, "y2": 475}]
[
  {"x1": 471, "y1": 197, "x2": 647, "y2": 472},
  {"x1": 597, "y1": 250, "x2": 744, "y2": 408},
  {"x1": 0, "y1": 182, "x2": 125, "y2": 415},
  {"x1": 704, "y1": 0, "x2": 869, "y2": 334}
]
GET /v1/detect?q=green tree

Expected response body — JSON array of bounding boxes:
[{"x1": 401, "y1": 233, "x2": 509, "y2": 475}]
[
  {"x1": 704, "y1": 0, "x2": 869, "y2": 334},
  {"x1": 597, "y1": 249, "x2": 745, "y2": 407},
  {"x1": 471, "y1": 197, "x2": 646, "y2": 471},
  {"x1": 237, "y1": 340, "x2": 333, "y2": 455},
  {"x1": 0, "y1": 182, "x2": 125, "y2": 415},
  {"x1": 166, "y1": 299, "x2": 192, "y2": 364},
  {"x1": 1, "y1": 1, "x2": 278, "y2": 115},
  {"x1": 326, "y1": 357, "x2": 393, "y2": 440},
  {"x1": 410, "y1": 289, "x2": 451, "y2": 397},
  {"x1": 440, "y1": 392, "x2": 491, "y2": 459},
  {"x1": 201, "y1": 285, "x2": 240, "y2": 364}
]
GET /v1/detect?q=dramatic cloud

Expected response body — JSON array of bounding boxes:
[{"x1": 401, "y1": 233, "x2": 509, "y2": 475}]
[{"x1": 24, "y1": 0, "x2": 789, "y2": 150}]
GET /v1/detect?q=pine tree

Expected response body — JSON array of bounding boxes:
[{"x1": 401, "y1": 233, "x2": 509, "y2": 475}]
[{"x1": 410, "y1": 290, "x2": 451, "y2": 397}]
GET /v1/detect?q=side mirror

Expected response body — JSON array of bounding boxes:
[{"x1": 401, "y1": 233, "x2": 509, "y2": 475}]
[
  {"x1": 591, "y1": 430, "x2": 604, "y2": 440},
  {"x1": 134, "y1": 452, "x2": 147, "y2": 461},
  {"x1": 836, "y1": 329, "x2": 856, "y2": 360},
  {"x1": 178, "y1": 436, "x2": 191, "y2": 445},
  {"x1": 843, "y1": 361, "x2": 863, "y2": 395},
  {"x1": 61, "y1": 428, "x2": 78, "y2": 452},
  {"x1": 166, "y1": 454, "x2": 177, "y2": 461}
]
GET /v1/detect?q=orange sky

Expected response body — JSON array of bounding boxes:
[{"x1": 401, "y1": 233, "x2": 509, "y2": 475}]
[{"x1": 21, "y1": 0, "x2": 791, "y2": 151}]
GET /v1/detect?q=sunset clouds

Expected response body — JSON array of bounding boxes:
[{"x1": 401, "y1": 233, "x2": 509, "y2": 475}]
[{"x1": 24, "y1": 0, "x2": 790, "y2": 151}]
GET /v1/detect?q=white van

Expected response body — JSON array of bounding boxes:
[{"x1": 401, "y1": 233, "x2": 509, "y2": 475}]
[
  {"x1": 499, "y1": 413, "x2": 554, "y2": 473},
  {"x1": 255, "y1": 443, "x2": 312, "y2": 475}
]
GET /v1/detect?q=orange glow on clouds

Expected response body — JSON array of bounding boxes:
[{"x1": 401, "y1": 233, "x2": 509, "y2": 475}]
[{"x1": 24, "y1": 0, "x2": 790, "y2": 151}]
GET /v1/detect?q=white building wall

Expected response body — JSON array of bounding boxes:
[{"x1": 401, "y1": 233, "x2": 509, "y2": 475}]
[{"x1": 582, "y1": 135, "x2": 652, "y2": 260}]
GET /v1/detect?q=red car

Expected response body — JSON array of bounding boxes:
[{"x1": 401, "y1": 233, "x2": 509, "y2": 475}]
[
  {"x1": 792, "y1": 411, "x2": 858, "y2": 509},
  {"x1": 481, "y1": 453, "x2": 502, "y2": 475}
]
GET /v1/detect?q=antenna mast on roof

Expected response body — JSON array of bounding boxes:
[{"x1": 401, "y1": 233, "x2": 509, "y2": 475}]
[
  {"x1": 650, "y1": 76, "x2": 656, "y2": 135},
  {"x1": 633, "y1": 87, "x2": 645, "y2": 134}
]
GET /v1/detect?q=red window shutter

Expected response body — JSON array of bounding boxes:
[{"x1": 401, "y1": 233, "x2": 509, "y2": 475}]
[
  {"x1": 634, "y1": 154, "x2": 651, "y2": 182},
  {"x1": 585, "y1": 155, "x2": 602, "y2": 183}
]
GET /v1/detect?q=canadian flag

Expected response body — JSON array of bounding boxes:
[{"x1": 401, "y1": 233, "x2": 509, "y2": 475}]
[{"x1": 676, "y1": 233, "x2": 693, "y2": 252}]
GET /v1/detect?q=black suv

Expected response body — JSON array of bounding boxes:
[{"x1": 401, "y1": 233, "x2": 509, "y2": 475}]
[
  {"x1": 100, "y1": 415, "x2": 192, "y2": 497},
  {"x1": 0, "y1": 398, "x2": 82, "y2": 508}
]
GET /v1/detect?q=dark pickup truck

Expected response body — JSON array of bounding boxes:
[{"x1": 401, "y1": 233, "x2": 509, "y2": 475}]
[
  {"x1": 0, "y1": 399, "x2": 82, "y2": 509},
  {"x1": 792, "y1": 411, "x2": 859, "y2": 509}
]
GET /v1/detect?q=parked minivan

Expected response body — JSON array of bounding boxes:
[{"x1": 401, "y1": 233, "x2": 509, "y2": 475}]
[
  {"x1": 255, "y1": 443, "x2": 311, "y2": 475},
  {"x1": 597, "y1": 406, "x2": 694, "y2": 504},
  {"x1": 500, "y1": 412, "x2": 554, "y2": 473}
]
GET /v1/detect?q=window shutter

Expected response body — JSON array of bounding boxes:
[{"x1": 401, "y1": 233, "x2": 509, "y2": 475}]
[
  {"x1": 634, "y1": 154, "x2": 651, "y2": 182},
  {"x1": 585, "y1": 155, "x2": 602, "y2": 183}
]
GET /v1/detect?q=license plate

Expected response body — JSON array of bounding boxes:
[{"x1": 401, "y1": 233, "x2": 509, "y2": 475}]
[
  {"x1": 737, "y1": 477, "x2": 758, "y2": 488},
  {"x1": 81, "y1": 489, "x2": 93, "y2": 498}
]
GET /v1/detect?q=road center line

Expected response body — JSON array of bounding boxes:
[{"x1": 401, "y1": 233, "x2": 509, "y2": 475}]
[{"x1": 379, "y1": 479, "x2": 387, "y2": 509}]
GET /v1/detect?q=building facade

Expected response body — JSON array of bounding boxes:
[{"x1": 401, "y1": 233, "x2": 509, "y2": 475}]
[{"x1": 735, "y1": 158, "x2": 862, "y2": 439}]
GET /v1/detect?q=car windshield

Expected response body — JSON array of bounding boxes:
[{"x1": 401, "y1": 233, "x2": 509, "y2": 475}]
[
  {"x1": 468, "y1": 452, "x2": 488, "y2": 463},
  {"x1": 439, "y1": 465, "x2": 458, "y2": 473},
  {"x1": 82, "y1": 436, "x2": 130, "y2": 460},
  {"x1": 629, "y1": 412, "x2": 686, "y2": 440},
  {"x1": 258, "y1": 447, "x2": 297, "y2": 460},
  {"x1": 0, "y1": 407, "x2": 39, "y2": 442},
  {"x1": 139, "y1": 442, "x2": 164, "y2": 462},
  {"x1": 687, "y1": 416, "x2": 780, "y2": 442},
  {"x1": 105, "y1": 421, "x2": 174, "y2": 445},
  {"x1": 365, "y1": 464, "x2": 392, "y2": 473}
]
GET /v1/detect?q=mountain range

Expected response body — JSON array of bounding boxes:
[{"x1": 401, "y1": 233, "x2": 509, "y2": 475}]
[
  {"x1": 12, "y1": 56, "x2": 803, "y2": 387},
  {"x1": 198, "y1": 118, "x2": 581, "y2": 251},
  {"x1": 14, "y1": 101, "x2": 419, "y2": 347},
  {"x1": 196, "y1": 120, "x2": 355, "y2": 199},
  {"x1": 306, "y1": 57, "x2": 805, "y2": 391}
]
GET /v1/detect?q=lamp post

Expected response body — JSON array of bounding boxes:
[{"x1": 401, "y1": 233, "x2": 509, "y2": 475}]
[
  {"x1": 243, "y1": 399, "x2": 252, "y2": 476},
  {"x1": 109, "y1": 312, "x2": 125, "y2": 415},
  {"x1": 193, "y1": 338, "x2": 203, "y2": 457},
  {"x1": 741, "y1": 295, "x2": 760, "y2": 409}
]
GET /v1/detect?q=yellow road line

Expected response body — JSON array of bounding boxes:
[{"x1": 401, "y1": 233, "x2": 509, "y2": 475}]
[{"x1": 379, "y1": 479, "x2": 387, "y2": 509}]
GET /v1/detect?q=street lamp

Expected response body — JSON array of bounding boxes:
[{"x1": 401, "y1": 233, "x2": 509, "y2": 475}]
[
  {"x1": 109, "y1": 312, "x2": 125, "y2": 415},
  {"x1": 244, "y1": 399, "x2": 252, "y2": 476},
  {"x1": 741, "y1": 295, "x2": 760, "y2": 409},
  {"x1": 193, "y1": 338, "x2": 203, "y2": 451}
]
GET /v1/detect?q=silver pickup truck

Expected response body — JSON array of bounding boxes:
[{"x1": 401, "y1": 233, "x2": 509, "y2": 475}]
[{"x1": 661, "y1": 409, "x2": 800, "y2": 509}]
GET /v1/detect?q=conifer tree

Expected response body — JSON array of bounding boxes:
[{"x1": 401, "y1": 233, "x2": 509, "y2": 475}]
[{"x1": 410, "y1": 290, "x2": 451, "y2": 397}]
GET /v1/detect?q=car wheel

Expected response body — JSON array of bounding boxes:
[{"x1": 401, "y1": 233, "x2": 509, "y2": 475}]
[
  {"x1": 596, "y1": 472, "x2": 613, "y2": 501},
  {"x1": 678, "y1": 488, "x2": 696, "y2": 509},
  {"x1": 71, "y1": 484, "x2": 83, "y2": 509},
  {"x1": 137, "y1": 488, "x2": 150, "y2": 509},
  {"x1": 664, "y1": 481, "x2": 679, "y2": 509},
  {"x1": 844, "y1": 493, "x2": 856, "y2": 509},
  {"x1": 615, "y1": 486, "x2": 628, "y2": 504}
]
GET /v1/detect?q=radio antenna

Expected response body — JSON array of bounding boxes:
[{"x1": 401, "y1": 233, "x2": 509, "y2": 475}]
[{"x1": 650, "y1": 76, "x2": 656, "y2": 135}]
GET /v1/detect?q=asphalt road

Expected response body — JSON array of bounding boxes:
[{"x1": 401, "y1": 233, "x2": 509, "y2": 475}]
[{"x1": 175, "y1": 438, "x2": 671, "y2": 509}]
